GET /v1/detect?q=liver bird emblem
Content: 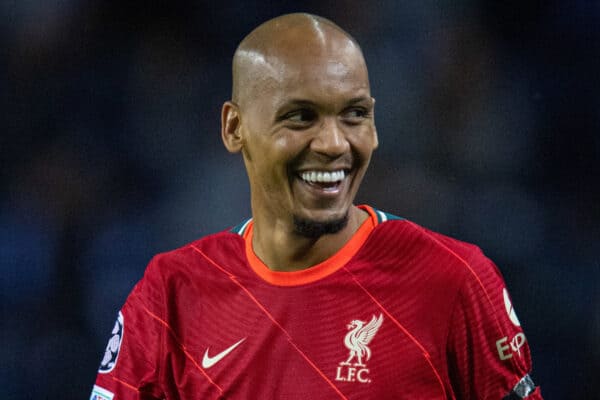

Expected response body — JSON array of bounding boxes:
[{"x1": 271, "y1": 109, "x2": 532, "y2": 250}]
[{"x1": 340, "y1": 314, "x2": 383, "y2": 367}]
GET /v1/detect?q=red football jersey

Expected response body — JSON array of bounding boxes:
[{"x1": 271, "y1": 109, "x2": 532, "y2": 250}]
[{"x1": 91, "y1": 205, "x2": 542, "y2": 399}]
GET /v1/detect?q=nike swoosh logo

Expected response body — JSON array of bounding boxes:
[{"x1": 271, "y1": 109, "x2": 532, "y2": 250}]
[{"x1": 202, "y1": 337, "x2": 246, "y2": 369}]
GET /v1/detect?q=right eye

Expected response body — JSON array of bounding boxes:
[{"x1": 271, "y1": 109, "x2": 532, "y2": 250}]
[{"x1": 282, "y1": 109, "x2": 317, "y2": 126}]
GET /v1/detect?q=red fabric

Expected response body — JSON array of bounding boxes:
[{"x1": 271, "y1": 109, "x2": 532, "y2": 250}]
[{"x1": 92, "y1": 207, "x2": 542, "y2": 399}]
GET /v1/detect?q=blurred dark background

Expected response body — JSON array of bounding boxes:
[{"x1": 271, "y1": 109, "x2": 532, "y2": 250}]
[{"x1": 2, "y1": 1, "x2": 598, "y2": 398}]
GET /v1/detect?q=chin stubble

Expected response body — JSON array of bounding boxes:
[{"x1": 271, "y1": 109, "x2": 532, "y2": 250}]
[{"x1": 292, "y1": 212, "x2": 349, "y2": 239}]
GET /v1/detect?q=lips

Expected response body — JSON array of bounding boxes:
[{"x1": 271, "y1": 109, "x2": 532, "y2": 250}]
[
  {"x1": 297, "y1": 168, "x2": 347, "y2": 192},
  {"x1": 293, "y1": 169, "x2": 348, "y2": 199},
  {"x1": 300, "y1": 170, "x2": 346, "y2": 184}
]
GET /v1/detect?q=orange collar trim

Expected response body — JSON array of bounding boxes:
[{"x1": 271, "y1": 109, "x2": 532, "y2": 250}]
[{"x1": 243, "y1": 205, "x2": 378, "y2": 286}]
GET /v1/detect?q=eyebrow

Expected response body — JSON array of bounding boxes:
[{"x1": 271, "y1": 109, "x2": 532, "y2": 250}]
[
  {"x1": 279, "y1": 99, "x2": 318, "y2": 108},
  {"x1": 346, "y1": 96, "x2": 373, "y2": 105},
  {"x1": 277, "y1": 96, "x2": 373, "y2": 111}
]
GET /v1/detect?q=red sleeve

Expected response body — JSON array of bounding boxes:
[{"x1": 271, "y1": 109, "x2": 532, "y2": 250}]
[
  {"x1": 446, "y1": 249, "x2": 543, "y2": 400},
  {"x1": 90, "y1": 257, "x2": 165, "y2": 400}
]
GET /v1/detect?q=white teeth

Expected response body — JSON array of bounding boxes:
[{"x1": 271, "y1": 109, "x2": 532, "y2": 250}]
[{"x1": 300, "y1": 170, "x2": 345, "y2": 183}]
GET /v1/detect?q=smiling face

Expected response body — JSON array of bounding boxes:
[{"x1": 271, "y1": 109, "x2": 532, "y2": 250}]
[{"x1": 222, "y1": 15, "x2": 378, "y2": 237}]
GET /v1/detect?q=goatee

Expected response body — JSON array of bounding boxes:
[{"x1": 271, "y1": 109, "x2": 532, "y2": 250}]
[{"x1": 293, "y1": 212, "x2": 349, "y2": 239}]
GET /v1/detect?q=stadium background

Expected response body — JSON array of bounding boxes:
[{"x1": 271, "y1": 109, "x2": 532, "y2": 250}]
[{"x1": 2, "y1": 1, "x2": 598, "y2": 398}]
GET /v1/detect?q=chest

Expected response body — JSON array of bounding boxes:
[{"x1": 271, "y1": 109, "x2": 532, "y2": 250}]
[{"x1": 160, "y1": 273, "x2": 456, "y2": 399}]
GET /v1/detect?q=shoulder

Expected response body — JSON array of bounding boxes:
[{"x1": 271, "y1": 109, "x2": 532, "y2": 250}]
[
  {"x1": 374, "y1": 213, "x2": 511, "y2": 316},
  {"x1": 405, "y1": 221, "x2": 492, "y2": 269},
  {"x1": 364, "y1": 207, "x2": 500, "y2": 286},
  {"x1": 369, "y1": 208, "x2": 489, "y2": 263},
  {"x1": 143, "y1": 227, "x2": 246, "y2": 281},
  {"x1": 410, "y1": 223, "x2": 504, "y2": 290}
]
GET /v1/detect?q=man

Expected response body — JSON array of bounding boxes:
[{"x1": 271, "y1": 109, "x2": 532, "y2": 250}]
[{"x1": 90, "y1": 13, "x2": 542, "y2": 399}]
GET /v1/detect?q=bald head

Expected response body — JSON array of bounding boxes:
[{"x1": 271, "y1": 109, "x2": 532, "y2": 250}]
[{"x1": 231, "y1": 13, "x2": 368, "y2": 107}]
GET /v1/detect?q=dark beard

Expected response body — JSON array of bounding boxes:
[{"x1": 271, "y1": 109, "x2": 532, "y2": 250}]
[{"x1": 293, "y1": 212, "x2": 349, "y2": 239}]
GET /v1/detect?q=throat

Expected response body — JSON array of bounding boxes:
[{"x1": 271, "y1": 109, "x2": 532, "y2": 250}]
[{"x1": 250, "y1": 206, "x2": 367, "y2": 272}]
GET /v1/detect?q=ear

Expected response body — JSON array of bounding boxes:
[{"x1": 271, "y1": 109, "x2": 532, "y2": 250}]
[
  {"x1": 372, "y1": 125, "x2": 379, "y2": 150},
  {"x1": 221, "y1": 101, "x2": 243, "y2": 153},
  {"x1": 371, "y1": 97, "x2": 379, "y2": 150}
]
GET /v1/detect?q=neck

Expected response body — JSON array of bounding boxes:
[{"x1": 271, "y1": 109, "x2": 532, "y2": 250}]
[{"x1": 251, "y1": 205, "x2": 368, "y2": 272}]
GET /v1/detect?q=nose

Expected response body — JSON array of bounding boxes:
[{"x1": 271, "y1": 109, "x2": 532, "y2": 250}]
[{"x1": 311, "y1": 117, "x2": 350, "y2": 157}]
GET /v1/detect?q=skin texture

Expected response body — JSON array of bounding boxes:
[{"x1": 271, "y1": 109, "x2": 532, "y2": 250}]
[{"x1": 221, "y1": 13, "x2": 378, "y2": 271}]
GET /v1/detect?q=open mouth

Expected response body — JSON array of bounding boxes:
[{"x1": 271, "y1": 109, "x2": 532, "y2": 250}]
[{"x1": 298, "y1": 169, "x2": 347, "y2": 192}]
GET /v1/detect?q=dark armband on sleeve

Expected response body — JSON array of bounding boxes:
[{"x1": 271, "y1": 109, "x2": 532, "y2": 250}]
[{"x1": 502, "y1": 374, "x2": 537, "y2": 400}]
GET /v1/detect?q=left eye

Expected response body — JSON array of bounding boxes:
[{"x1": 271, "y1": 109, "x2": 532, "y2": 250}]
[
  {"x1": 342, "y1": 108, "x2": 370, "y2": 122},
  {"x1": 286, "y1": 109, "x2": 317, "y2": 122}
]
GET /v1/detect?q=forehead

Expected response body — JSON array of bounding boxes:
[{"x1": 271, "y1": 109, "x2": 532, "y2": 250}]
[
  {"x1": 251, "y1": 42, "x2": 370, "y2": 105},
  {"x1": 236, "y1": 21, "x2": 370, "y2": 107}
]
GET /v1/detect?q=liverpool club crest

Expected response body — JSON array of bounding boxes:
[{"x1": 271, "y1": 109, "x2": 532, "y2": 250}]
[{"x1": 335, "y1": 314, "x2": 383, "y2": 383}]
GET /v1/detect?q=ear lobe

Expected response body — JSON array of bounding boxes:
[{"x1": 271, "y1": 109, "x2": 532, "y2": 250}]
[{"x1": 221, "y1": 101, "x2": 243, "y2": 153}]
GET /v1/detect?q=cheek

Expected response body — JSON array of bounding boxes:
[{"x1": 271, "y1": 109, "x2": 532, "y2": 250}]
[
  {"x1": 271, "y1": 127, "x2": 301, "y2": 148},
  {"x1": 270, "y1": 131, "x2": 306, "y2": 163},
  {"x1": 349, "y1": 127, "x2": 377, "y2": 159},
  {"x1": 245, "y1": 135, "x2": 295, "y2": 186}
]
